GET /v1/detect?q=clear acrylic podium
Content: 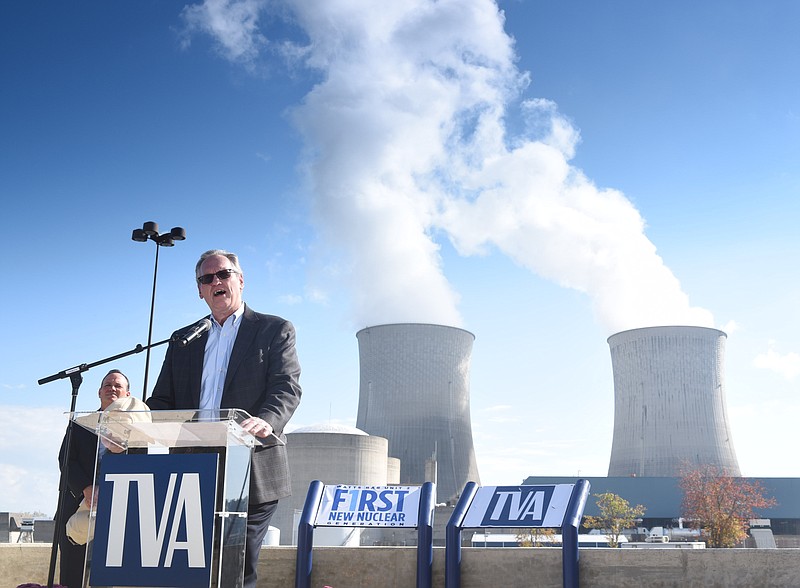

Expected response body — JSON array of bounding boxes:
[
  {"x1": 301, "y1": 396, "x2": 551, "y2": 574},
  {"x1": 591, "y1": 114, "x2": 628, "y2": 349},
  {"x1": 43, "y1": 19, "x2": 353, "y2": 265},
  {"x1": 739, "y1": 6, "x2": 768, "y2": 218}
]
[{"x1": 70, "y1": 408, "x2": 263, "y2": 588}]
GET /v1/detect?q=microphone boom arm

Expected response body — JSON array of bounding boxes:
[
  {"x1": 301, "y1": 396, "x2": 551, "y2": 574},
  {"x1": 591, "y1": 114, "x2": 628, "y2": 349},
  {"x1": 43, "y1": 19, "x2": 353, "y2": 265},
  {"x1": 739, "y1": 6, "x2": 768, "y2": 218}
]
[{"x1": 38, "y1": 336, "x2": 173, "y2": 386}]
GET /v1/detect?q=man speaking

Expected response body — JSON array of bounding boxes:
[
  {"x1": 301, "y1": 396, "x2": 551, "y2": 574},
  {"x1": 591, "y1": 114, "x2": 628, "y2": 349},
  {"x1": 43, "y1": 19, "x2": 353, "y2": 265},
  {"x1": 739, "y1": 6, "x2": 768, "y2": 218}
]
[{"x1": 148, "y1": 249, "x2": 302, "y2": 588}]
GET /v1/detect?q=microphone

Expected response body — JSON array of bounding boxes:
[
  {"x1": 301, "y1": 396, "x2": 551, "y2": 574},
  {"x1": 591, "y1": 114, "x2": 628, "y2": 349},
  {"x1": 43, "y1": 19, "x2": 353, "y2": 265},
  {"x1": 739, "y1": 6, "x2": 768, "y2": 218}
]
[{"x1": 174, "y1": 318, "x2": 212, "y2": 347}]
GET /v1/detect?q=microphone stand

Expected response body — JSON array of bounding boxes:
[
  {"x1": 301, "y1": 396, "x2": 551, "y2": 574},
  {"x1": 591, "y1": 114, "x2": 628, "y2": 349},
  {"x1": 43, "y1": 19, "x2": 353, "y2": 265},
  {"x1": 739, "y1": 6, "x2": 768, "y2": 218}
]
[{"x1": 39, "y1": 336, "x2": 174, "y2": 588}]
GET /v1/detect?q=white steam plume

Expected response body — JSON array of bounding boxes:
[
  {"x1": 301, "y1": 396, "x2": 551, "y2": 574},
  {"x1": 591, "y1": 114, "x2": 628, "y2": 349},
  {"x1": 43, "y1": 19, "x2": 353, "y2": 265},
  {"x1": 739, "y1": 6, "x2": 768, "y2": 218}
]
[{"x1": 183, "y1": 0, "x2": 714, "y2": 333}]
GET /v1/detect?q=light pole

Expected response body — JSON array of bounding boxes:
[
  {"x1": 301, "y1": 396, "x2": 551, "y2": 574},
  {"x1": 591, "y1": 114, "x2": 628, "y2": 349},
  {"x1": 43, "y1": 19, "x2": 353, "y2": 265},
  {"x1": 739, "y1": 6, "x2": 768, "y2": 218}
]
[{"x1": 132, "y1": 221, "x2": 185, "y2": 400}]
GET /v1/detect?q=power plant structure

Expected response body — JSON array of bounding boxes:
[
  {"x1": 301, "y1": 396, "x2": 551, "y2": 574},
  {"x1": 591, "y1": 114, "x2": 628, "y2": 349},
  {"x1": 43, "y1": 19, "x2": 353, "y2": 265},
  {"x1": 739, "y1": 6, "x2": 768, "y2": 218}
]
[
  {"x1": 355, "y1": 323, "x2": 481, "y2": 504},
  {"x1": 606, "y1": 325, "x2": 741, "y2": 477},
  {"x1": 271, "y1": 423, "x2": 398, "y2": 545}
]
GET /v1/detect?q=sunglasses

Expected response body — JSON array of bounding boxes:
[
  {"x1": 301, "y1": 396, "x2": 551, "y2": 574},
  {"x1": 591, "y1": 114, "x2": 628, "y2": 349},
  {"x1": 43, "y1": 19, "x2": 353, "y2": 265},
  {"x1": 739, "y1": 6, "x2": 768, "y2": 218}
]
[{"x1": 197, "y1": 269, "x2": 239, "y2": 285}]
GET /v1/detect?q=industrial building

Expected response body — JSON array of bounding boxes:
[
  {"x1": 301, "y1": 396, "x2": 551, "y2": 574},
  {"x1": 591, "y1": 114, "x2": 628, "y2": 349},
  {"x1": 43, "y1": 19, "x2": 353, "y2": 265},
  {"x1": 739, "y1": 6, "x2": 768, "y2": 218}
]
[
  {"x1": 271, "y1": 322, "x2": 482, "y2": 545},
  {"x1": 607, "y1": 326, "x2": 740, "y2": 477},
  {"x1": 355, "y1": 323, "x2": 481, "y2": 504},
  {"x1": 273, "y1": 323, "x2": 800, "y2": 547},
  {"x1": 522, "y1": 325, "x2": 798, "y2": 546},
  {"x1": 520, "y1": 475, "x2": 800, "y2": 547},
  {"x1": 271, "y1": 423, "x2": 398, "y2": 545}
]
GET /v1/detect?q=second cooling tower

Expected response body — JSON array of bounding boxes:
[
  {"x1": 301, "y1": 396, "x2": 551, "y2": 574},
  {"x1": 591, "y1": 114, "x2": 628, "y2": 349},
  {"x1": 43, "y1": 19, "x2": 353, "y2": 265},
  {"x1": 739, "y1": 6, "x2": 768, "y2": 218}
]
[
  {"x1": 607, "y1": 325, "x2": 740, "y2": 477},
  {"x1": 356, "y1": 323, "x2": 480, "y2": 503}
]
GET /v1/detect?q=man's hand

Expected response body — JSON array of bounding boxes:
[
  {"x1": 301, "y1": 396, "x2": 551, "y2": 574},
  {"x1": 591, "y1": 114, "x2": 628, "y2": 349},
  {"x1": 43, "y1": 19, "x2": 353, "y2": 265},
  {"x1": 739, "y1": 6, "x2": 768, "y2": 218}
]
[
  {"x1": 82, "y1": 485, "x2": 98, "y2": 506},
  {"x1": 100, "y1": 435, "x2": 126, "y2": 453},
  {"x1": 241, "y1": 416, "x2": 274, "y2": 439}
]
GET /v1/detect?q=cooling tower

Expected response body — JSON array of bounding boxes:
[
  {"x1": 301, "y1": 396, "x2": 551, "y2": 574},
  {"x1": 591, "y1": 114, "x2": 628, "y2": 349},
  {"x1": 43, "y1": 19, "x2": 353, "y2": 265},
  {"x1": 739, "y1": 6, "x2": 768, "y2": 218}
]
[
  {"x1": 271, "y1": 423, "x2": 392, "y2": 545},
  {"x1": 607, "y1": 326, "x2": 740, "y2": 477},
  {"x1": 356, "y1": 323, "x2": 481, "y2": 503}
]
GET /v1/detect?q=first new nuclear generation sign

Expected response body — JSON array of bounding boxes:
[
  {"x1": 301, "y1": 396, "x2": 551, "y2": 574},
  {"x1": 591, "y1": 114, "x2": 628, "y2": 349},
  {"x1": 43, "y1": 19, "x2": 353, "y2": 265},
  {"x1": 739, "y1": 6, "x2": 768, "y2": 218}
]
[{"x1": 315, "y1": 485, "x2": 422, "y2": 527}]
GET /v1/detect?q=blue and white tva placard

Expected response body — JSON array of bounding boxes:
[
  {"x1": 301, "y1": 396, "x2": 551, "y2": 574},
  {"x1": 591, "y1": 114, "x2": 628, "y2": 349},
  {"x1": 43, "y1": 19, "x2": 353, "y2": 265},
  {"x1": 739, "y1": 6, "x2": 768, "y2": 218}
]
[
  {"x1": 90, "y1": 452, "x2": 218, "y2": 587},
  {"x1": 462, "y1": 484, "x2": 575, "y2": 528}
]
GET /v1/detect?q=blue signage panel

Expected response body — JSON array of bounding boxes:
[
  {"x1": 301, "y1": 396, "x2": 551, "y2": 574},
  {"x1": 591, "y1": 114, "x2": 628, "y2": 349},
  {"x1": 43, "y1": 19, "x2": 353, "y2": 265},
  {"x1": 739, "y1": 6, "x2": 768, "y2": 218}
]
[
  {"x1": 90, "y1": 453, "x2": 218, "y2": 587},
  {"x1": 461, "y1": 484, "x2": 574, "y2": 528}
]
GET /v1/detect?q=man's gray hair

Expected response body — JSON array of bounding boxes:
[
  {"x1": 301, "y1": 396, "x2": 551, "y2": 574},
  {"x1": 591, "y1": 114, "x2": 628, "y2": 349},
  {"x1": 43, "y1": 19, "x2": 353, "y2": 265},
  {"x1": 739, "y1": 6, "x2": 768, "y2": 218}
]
[{"x1": 195, "y1": 249, "x2": 243, "y2": 277}]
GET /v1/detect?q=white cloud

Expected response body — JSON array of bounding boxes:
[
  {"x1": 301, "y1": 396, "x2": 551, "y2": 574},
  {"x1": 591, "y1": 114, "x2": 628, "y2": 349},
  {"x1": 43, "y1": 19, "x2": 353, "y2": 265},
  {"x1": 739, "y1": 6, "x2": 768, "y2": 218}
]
[
  {"x1": 753, "y1": 342, "x2": 800, "y2": 380},
  {"x1": 182, "y1": 0, "x2": 713, "y2": 335},
  {"x1": 279, "y1": 293, "x2": 303, "y2": 305},
  {"x1": 721, "y1": 319, "x2": 740, "y2": 335},
  {"x1": 284, "y1": 0, "x2": 712, "y2": 334},
  {"x1": 477, "y1": 404, "x2": 519, "y2": 424},
  {"x1": 305, "y1": 287, "x2": 329, "y2": 304},
  {"x1": 0, "y1": 405, "x2": 66, "y2": 514},
  {"x1": 729, "y1": 398, "x2": 800, "y2": 476},
  {"x1": 482, "y1": 404, "x2": 513, "y2": 412},
  {"x1": 181, "y1": 0, "x2": 267, "y2": 66}
]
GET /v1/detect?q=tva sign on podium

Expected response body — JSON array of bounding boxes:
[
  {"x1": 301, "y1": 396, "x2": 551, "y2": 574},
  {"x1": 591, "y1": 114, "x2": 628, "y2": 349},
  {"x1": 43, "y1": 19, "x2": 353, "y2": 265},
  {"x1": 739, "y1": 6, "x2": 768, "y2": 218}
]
[{"x1": 90, "y1": 453, "x2": 218, "y2": 587}]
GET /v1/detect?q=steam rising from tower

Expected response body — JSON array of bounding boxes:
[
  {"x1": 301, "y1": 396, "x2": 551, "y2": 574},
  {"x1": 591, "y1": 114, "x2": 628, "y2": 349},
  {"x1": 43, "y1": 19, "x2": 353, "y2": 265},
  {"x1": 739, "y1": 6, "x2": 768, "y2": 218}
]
[
  {"x1": 356, "y1": 323, "x2": 480, "y2": 503},
  {"x1": 607, "y1": 326, "x2": 740, "y2": 477},
  {"x1": 182, "y1": 0, "x2": 715, "y2": 337}
]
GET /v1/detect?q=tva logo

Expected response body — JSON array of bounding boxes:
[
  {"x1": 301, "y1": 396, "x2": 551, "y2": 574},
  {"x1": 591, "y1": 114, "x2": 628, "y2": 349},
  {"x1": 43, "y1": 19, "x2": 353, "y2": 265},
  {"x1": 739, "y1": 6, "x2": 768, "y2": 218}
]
[
  {"x1": 103, "y1": 471, "x2": 206, "y2": 567},
  {"x1": 90, "y1": 453, "x2": 217, "y2": 587},
  {"x1": 480, "y1": 485, "x2": 556, "y2": 526}
]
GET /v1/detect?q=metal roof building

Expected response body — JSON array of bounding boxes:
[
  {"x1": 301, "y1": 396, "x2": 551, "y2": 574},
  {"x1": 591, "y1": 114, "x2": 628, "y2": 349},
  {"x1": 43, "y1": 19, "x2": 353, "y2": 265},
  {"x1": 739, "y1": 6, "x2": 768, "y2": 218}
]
[{"x1": 521, "y1": 475, "x2": 800, "y2": 542}]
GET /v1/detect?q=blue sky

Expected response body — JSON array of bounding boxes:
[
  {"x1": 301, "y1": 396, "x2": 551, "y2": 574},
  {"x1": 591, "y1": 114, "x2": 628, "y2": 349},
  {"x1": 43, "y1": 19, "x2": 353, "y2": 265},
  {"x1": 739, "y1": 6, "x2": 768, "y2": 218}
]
[{"x1": 2, "y1": 0, "x2": 799, "y2": 514}]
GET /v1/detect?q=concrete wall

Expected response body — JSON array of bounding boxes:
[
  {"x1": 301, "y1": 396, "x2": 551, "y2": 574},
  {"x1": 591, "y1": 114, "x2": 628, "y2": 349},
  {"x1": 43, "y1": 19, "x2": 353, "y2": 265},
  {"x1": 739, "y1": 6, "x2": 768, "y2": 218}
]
[{"x1": 3, "y1": 545, "x2": 799, "y2": 588}]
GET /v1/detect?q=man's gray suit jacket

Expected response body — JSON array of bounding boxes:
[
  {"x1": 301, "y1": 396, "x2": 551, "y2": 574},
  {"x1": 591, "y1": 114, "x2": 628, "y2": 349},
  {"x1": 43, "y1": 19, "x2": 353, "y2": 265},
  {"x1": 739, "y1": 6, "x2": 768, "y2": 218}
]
[{"x1": 147, "y1": 304, "x2": 302, "y2": 504}]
